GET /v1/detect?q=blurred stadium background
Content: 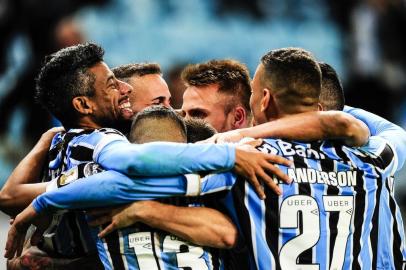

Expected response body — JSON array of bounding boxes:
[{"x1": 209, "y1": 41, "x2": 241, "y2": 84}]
[{"x1": 0, "y1": 0, "x2": 405, "y2": 267}]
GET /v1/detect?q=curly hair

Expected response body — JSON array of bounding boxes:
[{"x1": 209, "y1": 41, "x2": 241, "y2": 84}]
[
  {"x1": 260, "y1": 48, "x2": 321, "y2": 113},
  {"x1": 181, "y1": 59, "x2": 251, "y2": 114},
  {"x1": 35, "y1": 43, "x2": 104, "y2": 127},
  {"x1": 112, "y1": 63, "x2": 162, "y2": 82}
]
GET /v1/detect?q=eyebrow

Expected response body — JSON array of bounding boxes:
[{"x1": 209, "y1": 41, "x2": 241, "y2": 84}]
[
  {"x1": 151, "y1": 96, "x2": 166, "y2": 101},
  {"x1": 106, "y1": 74, "x2": 115, "y2": 85}
]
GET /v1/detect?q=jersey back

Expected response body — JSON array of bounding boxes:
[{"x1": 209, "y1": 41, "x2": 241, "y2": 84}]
[{"x1": 224, "y1": 137, "x2": 406, "y2": 270}]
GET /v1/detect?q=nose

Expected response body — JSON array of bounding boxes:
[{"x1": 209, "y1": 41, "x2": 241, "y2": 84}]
[{"x1": 118, "y1": 80, "x2": 132, "y2": 95}]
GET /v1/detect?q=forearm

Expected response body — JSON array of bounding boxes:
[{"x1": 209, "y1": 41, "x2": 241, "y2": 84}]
[
  {"x1": 97, "y1": 141, "x2": 235, "y2": 176},
  {"x1": 0, "y1": 131, "x2": 55, "y2": 216},
  {"x1": 0, "y1": 183, "x2": 48, "y2": 217},
  {"x1": 135, "y1": 201, "x2": 237, "y2": 248},
  {"x1": 238, "y1": 111, "x2": 369, "y2": 146}
]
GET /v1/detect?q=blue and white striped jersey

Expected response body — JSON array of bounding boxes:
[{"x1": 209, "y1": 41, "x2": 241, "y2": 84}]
[
  {"x1": 39, "y1": 162, "x2": 224, "y2": 270},
  {"x1": 41, "y1": 128, "x2": 128, "y2": 258},
  {"x1": 220, "y1": 137, "x2": 406, "y2": 270},
  {"x1": 40, "y1": 127, "x2": 236, "y2": 268}
]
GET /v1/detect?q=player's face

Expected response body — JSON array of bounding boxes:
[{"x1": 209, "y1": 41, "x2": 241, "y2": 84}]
[
  {"x1": 128, "y1": 74, "x2": 172, "y2": 114},
  {"x1": 181, "y1": 84, "x2": 234, "y2": 132},
  {"x1": 88, "y1": 62, "x2": 134, "y2": 125},
  {"x1": 250, "y1": 64, "x2": 267, "y2": 125}
]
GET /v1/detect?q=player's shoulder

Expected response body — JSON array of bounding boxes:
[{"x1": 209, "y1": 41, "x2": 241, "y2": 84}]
[{"x1": 70, "y1": 128, "x2": 127, "y2": 146}]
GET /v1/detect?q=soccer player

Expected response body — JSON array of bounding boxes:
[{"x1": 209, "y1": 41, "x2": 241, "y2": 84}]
[
  {"x1": 0, "y1": 43, "x2": 291, "y2": 268},
  {"x1": 216, "y1": 48, "x2": 405, "y2": 269},
  {"x1": 181, "y1": 59, "x2": 252, "y2": 132},
  {"x1": 33, "y1": 48, "x2": 403, "y2": 269},
  {"x1": 112, "y1": 63, "x2": 171, "y2": 113}
]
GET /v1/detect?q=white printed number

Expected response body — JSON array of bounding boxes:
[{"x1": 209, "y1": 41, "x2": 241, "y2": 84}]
[
  {"x1": 128, "y1": 232, "x2": 208, "y2": 269},
  {"x1": 279, "y1": 195, "x2": 354, "y2": 270}
]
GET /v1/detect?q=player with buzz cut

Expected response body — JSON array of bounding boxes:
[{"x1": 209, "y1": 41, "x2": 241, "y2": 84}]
[
  {"x1": 213, "y1": 61, "x2": 406, "y2": 269},
  {"x1": 9, "y1": 47, "x2": 401, "y2": 270},
  {"x1": 1, "y1": 42, "x2": 295, "y2": 269}
]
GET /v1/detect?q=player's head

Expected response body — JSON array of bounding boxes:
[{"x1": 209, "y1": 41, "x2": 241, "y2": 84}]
[
  {"x1": 184, "y1": 118, "x2": 217, "y2": 143},
  {"x1": 112, "y1": 63, "x2": 171, "y2": 115},
  {"x1": 181, "y1": 59, "x2": 251, "y2": 132},
  {"x1": 35, "y1": 43, "x2": 133, "y2": 129},
  {"x1": 250, "y1": 47, "x2": 321, "y2": 125},
  {"x1": 129, "y1": 105, "x2": 187, "y2": 144},
  {"x1": 319, "y1": 62, "x2": 345, "y2": 111}
]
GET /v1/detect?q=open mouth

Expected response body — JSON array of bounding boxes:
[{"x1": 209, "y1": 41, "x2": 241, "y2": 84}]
[{"x1": 118, "y1": 97, "x2": 134, "y2": 119}]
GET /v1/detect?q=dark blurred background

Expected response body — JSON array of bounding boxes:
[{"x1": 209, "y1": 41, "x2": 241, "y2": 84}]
[{"x1": 0, "y1": 0, "x2": 405, "y2": 262}]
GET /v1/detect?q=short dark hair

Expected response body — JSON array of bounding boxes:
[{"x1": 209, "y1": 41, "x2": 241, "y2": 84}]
[
  {"x1": 35, "y1": 43, "x2": 104, "y2": 127},
  {"x1": 112, "y1": 63, "x2": 162, "y2": 82},
  {"x1": 129, "y1": 105, "x2": 187, "y2": 143},
  {"x1": 319, "y1": 62, "x2": 345, "y2": 111},
  {"x1": 181, "y1": 59, "x2": 251, "y2": 114},
  {"x1": 260, "y1": 48, "x2": 321, "y2": 113},
  {"x1": 184, "y1": 118, "x2": 217, "y2": 143}
]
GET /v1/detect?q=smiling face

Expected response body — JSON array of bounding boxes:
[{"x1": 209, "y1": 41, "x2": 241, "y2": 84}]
[
  {"x1": 87, "y1": 62, "x2": 134, "y2": 127},
  {"x1": 181, "y1": 84, "x2": 235, "y2": 132},
  {"x1": 127, "y1": 73, "x2": 172, "y2": 115}
]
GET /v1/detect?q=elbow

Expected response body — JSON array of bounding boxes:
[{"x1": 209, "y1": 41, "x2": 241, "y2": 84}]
[
  {"x1": 221, "y1": 228, "x2": 238, "y2": 249},
  {"x1": 335, "y1": 113, "x2": 368, "y2": 147},
  {"x1": 0, "y1": 190, "x2": 15, "y2": 216}
]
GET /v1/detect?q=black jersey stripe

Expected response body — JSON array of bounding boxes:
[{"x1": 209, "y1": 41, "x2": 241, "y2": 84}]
[
  {"x1": 386, "y1": 180, "x2": 405, "y2": 270},
  {"x1": 232, "y1": 177, "x2": 256, "y2": 269},
  {"x1": 292, "y1": 148, "x2": 313, "y2": 265},
  {"x1": 69, "y1": 145, "x2": 95, "y2": 162},
  {"x1": 104, "y1": 229, "x2": 126, "y2": 270},
  {"x1": 370, "y1": 166, "x2": 383, "y2": 269},
  {"x1": 264, "y1": 185, "x2": 281, "y2": 270}
]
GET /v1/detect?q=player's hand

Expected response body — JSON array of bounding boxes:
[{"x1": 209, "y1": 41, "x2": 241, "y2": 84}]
[
  {"x1": 87, "y1": 201, "x2": 149, "y2": 238},
  {"x1": 4, "y1": 204, "x2": 43, "y2": 259},
  {"x1": 200, "y1": 129, "x2": 244, "y2": 144},
  {"x1": 234, "y1": 139, "x2": 292, "y2": 199}
]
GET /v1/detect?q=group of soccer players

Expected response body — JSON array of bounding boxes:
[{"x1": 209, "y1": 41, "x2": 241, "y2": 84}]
[{"x1": 0, "y1": 43, "x2": 406, "y2": 270}]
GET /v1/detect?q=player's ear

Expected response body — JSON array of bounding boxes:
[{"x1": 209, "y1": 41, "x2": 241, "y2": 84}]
[
  {"x1": 231, "y1": 106, "x2": 247, "y2": 129},
  {"x1": 260, "y1": 88, "x2": 271, "y2": 113},
  {"x1": 318, "y1": 102, "x2": 324, "y2": 111},
  {"x1": 72, "y1": 96, "x2": 93, "y2": 115}
]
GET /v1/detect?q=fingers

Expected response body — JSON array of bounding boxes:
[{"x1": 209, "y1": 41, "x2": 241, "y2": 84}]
[
  {"x1": 256, "y1": 169, "x2": 282, "y2": 196},
  {"x1": 97, "y1": 223, "x2": 115, "y2": 238},
  {"x1": 4, "y1": 226, "x2": 24, "y2": 259},
  {"x1": 265, "y1": 154, "x2": 293, "y2": 167},
  {"x1": 261, "y1": 161, "x2": 291, "y2": 184},
  {"x1": 246, "y1": 174, "x2": 266, "y2": 200}
]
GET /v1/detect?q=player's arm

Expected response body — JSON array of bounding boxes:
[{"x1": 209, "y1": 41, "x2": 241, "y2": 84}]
[
  {"x1": 0, "y1": 128, "x2": 63, "y2": 216},
  {"x1": 344, "y1": 106, "x2": 406, "y2": 170},
  {"x1": 88, "y1": 201, "x2": 237, "y2": 249},
  {"x1": 206, "y1": 111, "x2": 369, "y2": 147},
  {"x1": 96, "y1": 140, "x2": 291, "y2": 197}
]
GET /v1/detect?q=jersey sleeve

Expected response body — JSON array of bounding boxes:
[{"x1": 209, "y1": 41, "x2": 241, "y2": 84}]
[
  {"x1": 32, "y1": 171, "x2": 237, "y2": 214},
  {"x1": 95, "y1": 141, "x2": 236, "y2": 176},
  {"x1": 359, "y1": 136, "x2": 397, "y2": 174},
  {"x1": 344, "y1": 106, "x2": 406, "y2": 171},
  {"x1": 32, "y1": 170, "x2": 189, "y2": 213}
]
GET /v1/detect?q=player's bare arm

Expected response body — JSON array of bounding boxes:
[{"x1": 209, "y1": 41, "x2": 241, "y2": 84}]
[
  {"x1": 88, "y1": 201, "x2": 238, "y2": 249},
  {"x1": 206, "y1": 111, "x2": 369, "y2": 147},
  {"x1": 0, "y1": 127, "x2": 63, "y2": 216}
]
